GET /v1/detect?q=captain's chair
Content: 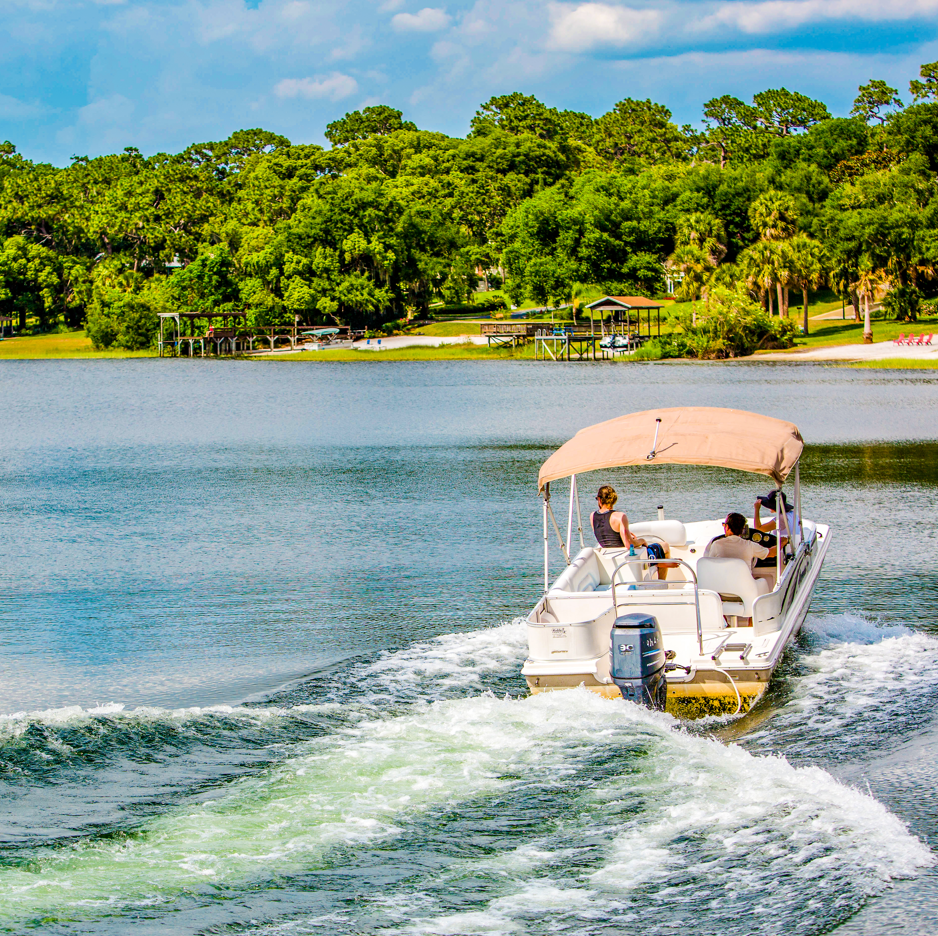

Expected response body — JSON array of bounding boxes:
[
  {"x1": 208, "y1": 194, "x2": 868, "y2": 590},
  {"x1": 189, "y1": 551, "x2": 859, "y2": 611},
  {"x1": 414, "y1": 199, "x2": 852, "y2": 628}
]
[{"x1": 696, "y1": 557, "x2": 770, "y2": 620}]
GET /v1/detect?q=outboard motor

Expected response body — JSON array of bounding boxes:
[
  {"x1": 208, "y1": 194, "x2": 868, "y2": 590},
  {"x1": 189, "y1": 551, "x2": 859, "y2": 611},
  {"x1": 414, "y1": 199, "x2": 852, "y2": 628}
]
[{"x1": 611, "y1": 612, "x2": 667, "y2": 710}]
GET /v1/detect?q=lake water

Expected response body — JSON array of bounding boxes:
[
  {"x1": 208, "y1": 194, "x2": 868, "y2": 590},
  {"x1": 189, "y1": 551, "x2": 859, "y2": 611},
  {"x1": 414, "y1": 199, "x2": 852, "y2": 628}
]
[{"x1": 1, "y1": 359, "x2": 937, "y2": 934}]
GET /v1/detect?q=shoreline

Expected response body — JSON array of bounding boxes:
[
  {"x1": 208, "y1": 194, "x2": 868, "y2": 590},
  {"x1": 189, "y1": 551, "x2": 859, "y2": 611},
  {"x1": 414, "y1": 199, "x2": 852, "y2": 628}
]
[{"x1": 2, "y1": 332, "x2": 937, "y2": 368}]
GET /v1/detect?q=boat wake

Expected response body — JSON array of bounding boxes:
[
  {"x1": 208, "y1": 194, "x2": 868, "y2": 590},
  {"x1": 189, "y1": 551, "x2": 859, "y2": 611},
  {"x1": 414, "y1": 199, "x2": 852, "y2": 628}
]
[
  {"x1": 745, "y1": 612, "x2": 938, "y2": 763},
  {"x1": 0, "y1": 617, "x2": 933, "y2": 934}
]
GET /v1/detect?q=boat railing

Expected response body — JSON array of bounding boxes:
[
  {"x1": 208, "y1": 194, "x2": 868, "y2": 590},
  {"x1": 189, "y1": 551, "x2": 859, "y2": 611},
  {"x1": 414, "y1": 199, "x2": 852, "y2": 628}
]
[{"x1": 610, "y1": 557, "x2": 704, "y2": 656}]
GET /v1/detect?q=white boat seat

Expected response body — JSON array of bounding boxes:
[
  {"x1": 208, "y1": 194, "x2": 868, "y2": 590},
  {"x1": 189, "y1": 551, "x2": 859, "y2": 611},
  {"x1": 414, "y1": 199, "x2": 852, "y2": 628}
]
[
  {"x1": 696, "y1": 557, "x2": 770, "y2": 618},
  {"x1": 629, "y1": 519, "x2": 688, "y2": 547},
  {"x1": 550, "y1": 549, "x2": 604, "y2": 594}
]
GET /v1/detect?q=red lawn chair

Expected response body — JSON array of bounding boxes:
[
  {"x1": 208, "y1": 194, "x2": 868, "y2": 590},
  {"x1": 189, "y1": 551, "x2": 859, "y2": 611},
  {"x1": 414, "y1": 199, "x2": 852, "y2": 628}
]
[
  {"x1": 894, "y1": 333, "x2": 906, "y2": 345},
  {"x1": 924, "y1": 334, "x2": 933, "y2": 346},
  {"x1": 914, "y1": 334, "x2": 925, "y2": 345}
]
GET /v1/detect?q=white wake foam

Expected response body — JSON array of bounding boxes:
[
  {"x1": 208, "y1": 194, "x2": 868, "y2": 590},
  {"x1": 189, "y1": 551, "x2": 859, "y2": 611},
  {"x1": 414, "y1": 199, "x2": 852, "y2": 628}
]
[
  {"x1": 385, "y1": 695, "x2": 932, "y2": 936},
  {"x1": 0, "y1": 699, "x2": 349, "y2": 742},
  {"x1": 361, "y1": 620, "x2": 528, "y2": 696},
  {"x1": 753, "y1": 613, "x2": 938, "y2": 747}
]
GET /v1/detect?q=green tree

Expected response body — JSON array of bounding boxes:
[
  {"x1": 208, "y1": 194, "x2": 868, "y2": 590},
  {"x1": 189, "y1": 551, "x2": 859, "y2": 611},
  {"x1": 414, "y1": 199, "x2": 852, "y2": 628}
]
[
  {"x1": 787, "y1": 234, "x2": 827, "y2": 335},
  {"x1": 749, "y1": 190, "x2": 799, "y2": 242},
  {"x1": 167, "y1": 246, "x2": 240, "y2": 317},
  {"x1": 882, "y1": 283, "x2": 922, "y2": 322},
  {"x1": 739, "y1": 240, "x2": 779, "y2": 314},
  {"x1": 671, "y1": 282, "x2": 796, "y2": 357},
  {"x1": 910, "y1": 61, "x2": 938, "y2": 102},
  {"x1": 183, "y1": 129, "x2": 291, "y2": 179},
  {"x1": 85, "y1": 288, "x2": 162, "y2": 350},
  {"x1": 751, "y1": 88, "x2": 831, "y2": 136},
  {"x1": 884, "y1": 104, "x2": 938, "y2": 172},
  {"x1": 700, "y1": 95, "x2": 763, "y2": 166},
  {"x1": 468, "y1": 93, "x2": 594, "y2": 146},
  {"x1": 0, "y1": 235, "x2": 62, "y2": 330},
  {"x1": 851, "y1": 80, "x2": 903, "y2": 127},
  {"x1": 592, "y1": 98, "x2": 692, "y2": 165},
  {"x1": 325, "y1": 106, "x2": 417, "y2": 146}
]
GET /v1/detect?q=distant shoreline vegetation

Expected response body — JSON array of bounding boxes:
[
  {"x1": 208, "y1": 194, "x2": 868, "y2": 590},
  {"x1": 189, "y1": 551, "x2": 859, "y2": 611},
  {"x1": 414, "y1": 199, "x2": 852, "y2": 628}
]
[{"x1": 1, "y1": 67, "x2": 938, "y2": 355}]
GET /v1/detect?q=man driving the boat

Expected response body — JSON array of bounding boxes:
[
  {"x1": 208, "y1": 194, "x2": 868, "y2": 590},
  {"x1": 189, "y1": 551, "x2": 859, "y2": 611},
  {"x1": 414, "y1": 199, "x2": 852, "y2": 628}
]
[
  {"x1": 591, "y1": 485, "x2": 646, "y2": 550},
  {"x1": 706, "y1": 512, "x2": 777, "y2": 571}
]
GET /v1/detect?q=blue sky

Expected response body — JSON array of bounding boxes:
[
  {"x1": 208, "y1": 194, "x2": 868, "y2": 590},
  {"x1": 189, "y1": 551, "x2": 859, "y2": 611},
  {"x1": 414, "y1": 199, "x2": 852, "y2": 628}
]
[{"x1": 1, "y1": 0, "x2": 937, "y2": 165}]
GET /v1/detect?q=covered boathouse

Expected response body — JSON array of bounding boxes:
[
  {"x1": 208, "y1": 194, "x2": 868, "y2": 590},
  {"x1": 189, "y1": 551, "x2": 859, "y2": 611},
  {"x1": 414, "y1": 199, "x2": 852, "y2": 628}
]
[{"x1": 584, "y1": 296, "x2": 664, "y2": 342}]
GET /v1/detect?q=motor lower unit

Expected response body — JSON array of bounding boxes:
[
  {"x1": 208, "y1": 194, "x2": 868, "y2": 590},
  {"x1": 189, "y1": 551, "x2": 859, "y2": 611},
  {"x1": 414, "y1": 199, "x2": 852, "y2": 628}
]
[{"x1": 611, "y1": 612, "x2": 667, "y2": 710}]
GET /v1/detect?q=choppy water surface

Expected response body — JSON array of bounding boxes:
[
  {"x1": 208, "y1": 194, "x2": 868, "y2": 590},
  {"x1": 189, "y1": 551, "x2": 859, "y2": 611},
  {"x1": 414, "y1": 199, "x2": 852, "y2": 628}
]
[{"x1": 1, "y1": 360, "x2": 937, "y2": 934}]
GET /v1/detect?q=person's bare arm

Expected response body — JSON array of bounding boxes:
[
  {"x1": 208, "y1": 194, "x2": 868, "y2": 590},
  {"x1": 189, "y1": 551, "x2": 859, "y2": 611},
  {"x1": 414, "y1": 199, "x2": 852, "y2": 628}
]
[
  {"x1": 752, "y1": 500, "x2": 775, "y2": 532},
  {"x1": 613, "y1": 512, "x2": 644, "y2": 547}
]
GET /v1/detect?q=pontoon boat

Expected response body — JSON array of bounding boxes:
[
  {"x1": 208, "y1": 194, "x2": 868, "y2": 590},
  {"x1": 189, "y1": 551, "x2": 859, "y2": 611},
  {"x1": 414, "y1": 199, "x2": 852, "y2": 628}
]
[{"x1": 522, "y1": 407, "x2": 831, "y2": 716}]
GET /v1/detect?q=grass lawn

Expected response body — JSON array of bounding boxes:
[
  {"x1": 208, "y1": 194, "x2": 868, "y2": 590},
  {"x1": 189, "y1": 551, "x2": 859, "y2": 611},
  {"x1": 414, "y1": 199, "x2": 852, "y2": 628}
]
[
  {"x1": 409, "y1": 322, "x2": 484, "y2": 337},
  {"x1": 765, "y1": 314, "x2": 938, "y2": 352},
  {"x1": 0, "y1": 331, "x2": 156, "y2": 359},
  {"x1": 265, "y1": 342, "x2": 533, "y2": 362},
  {"x1": 845, "y1": 357, "x2": 938, "y2": 369}
]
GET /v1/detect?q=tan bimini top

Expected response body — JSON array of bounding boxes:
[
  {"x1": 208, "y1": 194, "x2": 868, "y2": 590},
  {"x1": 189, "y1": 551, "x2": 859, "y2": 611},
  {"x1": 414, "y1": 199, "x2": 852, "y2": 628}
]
[{"x1": 538, "y1": 407, "x2": 804, "y2": 490}]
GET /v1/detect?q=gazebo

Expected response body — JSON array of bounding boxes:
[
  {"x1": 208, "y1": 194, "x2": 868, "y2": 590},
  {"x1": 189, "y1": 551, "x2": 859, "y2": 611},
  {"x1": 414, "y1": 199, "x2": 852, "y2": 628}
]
[{"x1": 584, "y1": 296, "x2": 664, "y2": 342}]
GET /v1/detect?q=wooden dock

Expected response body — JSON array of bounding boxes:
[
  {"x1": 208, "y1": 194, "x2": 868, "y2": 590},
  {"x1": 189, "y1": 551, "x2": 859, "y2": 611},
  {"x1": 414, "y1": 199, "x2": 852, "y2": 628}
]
[
  {"x1": 480, "y1": 322, "x2": 551, "y2": 348},
  {"x1": 534, "y1": 331, "x2": 608, "y2": 361}
]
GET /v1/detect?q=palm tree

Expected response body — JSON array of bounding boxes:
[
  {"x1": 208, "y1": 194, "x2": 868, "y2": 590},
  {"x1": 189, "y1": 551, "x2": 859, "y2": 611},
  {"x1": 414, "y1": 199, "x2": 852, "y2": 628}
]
[
  {"x1": 788, "y1": 235, "x2": 827, "y2": 335},
  {"x1": 749, "y1": 191, "x2": 799, "y2": 242},
  {"x1": 856, "y1": 262, "x2": 882, "y2": 343},
  {"x1": 739, "y1": 241, "x2": 778, "y2": 314},
  {"x1": 772, "y1": 240, "x2": 795, "y2": 318},
  {"x1": 669, "y1": 244, "x2": 711, "y2": 325},
  {"x1": 570, "y1": 281, "x2": 589, "y2": 328},
  {"x1": 676, "y1": 213, "x2": 728, "y2": 266},
  {"x1": 668, "y1": 212, "x2": 729, "y2": 325},
  {"x1": 830, "y1": 260, "x2": 862, "y2": 323}
]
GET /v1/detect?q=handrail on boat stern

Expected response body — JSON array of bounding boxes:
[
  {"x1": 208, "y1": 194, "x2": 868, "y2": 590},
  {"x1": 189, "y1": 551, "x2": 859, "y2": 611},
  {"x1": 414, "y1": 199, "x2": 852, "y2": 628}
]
[{"x1": 610, "y1": 557, "x2": 704, "y2": 656}]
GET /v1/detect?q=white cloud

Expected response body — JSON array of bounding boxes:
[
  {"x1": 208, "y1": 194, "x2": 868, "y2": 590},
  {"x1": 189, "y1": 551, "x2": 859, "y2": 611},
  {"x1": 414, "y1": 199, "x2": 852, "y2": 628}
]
[
  {"x1": 331, "y1": 25, "x2": 368, "y2": 59},
  {"x1": 546, "y1": 3, "x2": 662, "y2": 53},
  {"x1": 274, "y1": 72, "x2": 359, "y2": 100},
  {"x1": 391, "y1": 7, "x2": 451, "y2": 31},
  {"x1": 0, "y1": 92, "x2": 46, "y2": 120},
  {"x1": 545, "y1": 0, "x2": 938, "y2": 52},
  {"x1": 430, "y1": 39, "x2": 462, "y2": 63},
  {"x1": 704, "y1": 0, "x2": 938, "y2": 33},
  {"x1": 77, "y1": 94, "x2": 134, "y2": 127}
]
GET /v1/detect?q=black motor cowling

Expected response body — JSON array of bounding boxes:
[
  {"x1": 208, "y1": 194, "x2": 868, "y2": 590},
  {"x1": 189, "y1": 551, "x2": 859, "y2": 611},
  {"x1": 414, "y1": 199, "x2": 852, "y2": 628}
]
[{"x1": 611, "y1": 612, "x2": 667, "y2": 710}]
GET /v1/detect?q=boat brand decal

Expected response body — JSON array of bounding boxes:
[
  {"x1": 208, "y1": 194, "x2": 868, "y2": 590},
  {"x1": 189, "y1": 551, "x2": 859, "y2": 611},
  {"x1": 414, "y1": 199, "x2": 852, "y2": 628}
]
[
  {"x1": 552, "y1": 628, "x2": 567, "y2": 637},
  {"x1": 618, "y1": 644, "x2": 634, "y2": 652}
]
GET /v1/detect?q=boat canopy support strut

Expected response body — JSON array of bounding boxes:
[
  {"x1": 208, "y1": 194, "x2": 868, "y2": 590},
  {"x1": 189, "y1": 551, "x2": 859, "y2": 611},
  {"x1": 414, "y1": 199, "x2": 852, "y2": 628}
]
[{"x1": 547, "y1": 497, "x2": 570, "y2": 565}]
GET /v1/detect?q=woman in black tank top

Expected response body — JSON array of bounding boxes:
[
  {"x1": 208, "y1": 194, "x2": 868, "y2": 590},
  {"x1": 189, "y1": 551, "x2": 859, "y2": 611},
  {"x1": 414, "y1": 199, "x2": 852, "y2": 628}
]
[{"x1": 590, "y1": 484, "x2": 644, "y2": 549}]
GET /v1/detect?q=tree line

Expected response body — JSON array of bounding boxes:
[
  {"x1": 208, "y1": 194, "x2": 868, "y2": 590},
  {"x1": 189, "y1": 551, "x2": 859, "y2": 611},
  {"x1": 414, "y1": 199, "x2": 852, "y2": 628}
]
[{"x1": 1, "y1": 65, "x2": 938, "y2": 349}]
